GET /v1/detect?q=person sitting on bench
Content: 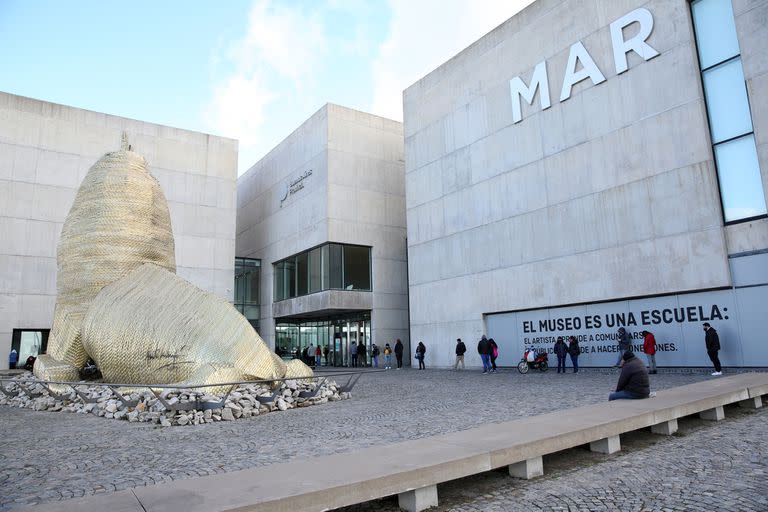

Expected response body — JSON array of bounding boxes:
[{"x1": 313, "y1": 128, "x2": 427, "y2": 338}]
[{"x1": 609, "y1": 351, "x2": 650, "y2": 401}]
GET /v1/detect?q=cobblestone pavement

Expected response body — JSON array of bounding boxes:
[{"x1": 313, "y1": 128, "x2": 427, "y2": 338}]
[{"x1": 0, "y1": 368, "x2": 765, "y2": 510}]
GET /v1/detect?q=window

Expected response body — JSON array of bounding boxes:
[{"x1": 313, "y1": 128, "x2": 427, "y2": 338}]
[
  {"x1": 234, "y1": 258, "x2": 261, "y2": 332},
  {"x1": 273, "y1": 243, "x2": 372, "y2": 300},
  {"x1": 691, "y1": 0, "x2": 767, "y2": 223},
  {"x1": 343, "y1": 245, "x2": 371, "y2": 290}
]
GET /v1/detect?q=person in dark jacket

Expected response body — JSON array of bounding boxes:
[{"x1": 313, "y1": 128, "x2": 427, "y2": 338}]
[
  {"x1": 615, "y1": 327, "x2": 632, "y2": 367},
  {"x1": 357, "y1": 341, "x2": 367, "y2": 368},
  {"x1": 454, "y1": 338, "x2": 466, "y2": 370},
  {"x1": 609, "y1": 351, "x2": 650, "y2": 400},
  {"x1": 415, "y1": 341, "x2": 426, "y2": 370},
  {"x1": 488, "y1": 338, "x2": 499, "y2": 373},
  {"x1": 568, "y1": 336, "x2": 580, "y2": 373},
  {"x1": 394, "y1": 339, "x2": 404, "y2": 369},
  {"x1": 642, "y1": 330, "x2": 657, "y2": 374},
  {"x1": 703, "y1": 323, "x2": 722, "y2": 376},
  {"x1": 477, "y1": 335, "x2": 491, "y2": 374},
  {"x1": 554, "y1": 337, "x2": 568, "y2": 373}
]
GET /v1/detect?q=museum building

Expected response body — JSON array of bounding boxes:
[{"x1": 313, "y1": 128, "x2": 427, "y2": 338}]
[
  {"x1": 0, "y1": 91, "x2": 239, "y2": 368},
  {"x1": 235, "y1": 104, "x2": 409, "y2": 367},
  {"x1": 403, "y1": 0, "x2": 768, "y2": 368}
]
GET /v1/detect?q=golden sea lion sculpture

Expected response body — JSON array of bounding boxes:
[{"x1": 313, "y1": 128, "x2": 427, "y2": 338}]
[{"x1": 34, "y1": 139, "x2": 311, "y2": 385}]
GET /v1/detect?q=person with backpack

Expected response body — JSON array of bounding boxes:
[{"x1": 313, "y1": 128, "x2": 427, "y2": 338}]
[
  {"x1": 383, "y1": 343, "x2": 393, "y2": 369},
  {"x1": 615, "y1": 328, "x2": 631, "y2": 367},
  {"x1": 371, "y1": 343, "x2": 380, "y2": 368},
  {"x1": 477, "y1": 335, "x2": 491, "y2": 374},
  {"x1": 568, "y1": 336, "x2": 580, "y2": 373},
  {"x1": 315, "y1": 345, "x2": 322, "y2": 367},
  {"x1": 642, "y1": 330, "x2": 657, "y2": 374},
  {"x1": 415, "y1": 341, "x2": 426, "y2": 370},
  {"x1": 554, "y1": 337, "x2": 568, "y2": 373},
  {"x1": 454, "y1": 338, "x2": 466, "y2": 370},
  {"x1": 394, "y1": 339, "x2": 404, "y2": 369},
  {"x1": 488, "y1": 338, "x2": 499, "y2": 373}
]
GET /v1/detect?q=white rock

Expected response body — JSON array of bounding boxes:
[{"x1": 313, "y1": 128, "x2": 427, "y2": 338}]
[
  {"x1": 221, "y1": 408, "x2": 235, "y2": 421},
  {"x1": 277, "y1": 398, "x2": 288, "y2": 411}
]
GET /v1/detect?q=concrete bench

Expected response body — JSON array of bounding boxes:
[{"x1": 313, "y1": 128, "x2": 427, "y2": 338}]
[{"x1": 25, "y1": 373, "x2": 768, "y2": 512}]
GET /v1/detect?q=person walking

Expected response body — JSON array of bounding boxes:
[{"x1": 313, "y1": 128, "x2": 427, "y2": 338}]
[
  {"x1": 350, "y1": 342, "x2": 358, "y2": 368},
  {"x1": 489, "y1": 338, "x2": 499, "y2": 373},
  {"x1": 307, "y1": 344, "x2": 316, "y2": 367},
  {"x1": 703, "y1": 322, "x2": 722, "y2": 376},
  {"x1": 609, "y1": 351, "x2": 650, "y2": 400},
  {"x1": 394, "y1": 339, "x2": 404, "y2": 369},
  {"x1": 615, "y1": 327, "x2": 632, "y2": 367},
  {"x1": 323, "y1": 345, "x2": 329, "y2": 366},
  {"x1": 358, "y1": 341, "x2": 367, "y2": 368},
  {"x1": 315, "y1": 345, "x2": 322, "y2": 367},
  {"x1": 554, "y1": 337, "x2": 568, "y2": 373},
  {"x1": 477, "y1": 335, "x2": 491, "y2": 374},
  {"x1": 642, "y1": 330, "x2": 657, "y2": 374},
  {"x1": 383, "y1": 343, "x2": 393, "y2": 369},
  {"x1": 568, "y1": 336, "x2": 580, "y2": 373},
  {"x1": 454, "y1": 338, "x2": 466, "y2": 370},
  {"x1": 371, "y1": 343, "x2": 380, "y2": 368},
  {"x1": 8, "y1": 348, "x2": 18, "y2": 370},
  {"x1": 415, "y1": 341, "x2": 426, "y2": 370}
]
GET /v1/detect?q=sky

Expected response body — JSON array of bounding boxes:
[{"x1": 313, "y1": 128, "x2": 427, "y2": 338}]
[{"x1": 0, "y1": 0, "x2": 534, "y2": 174}]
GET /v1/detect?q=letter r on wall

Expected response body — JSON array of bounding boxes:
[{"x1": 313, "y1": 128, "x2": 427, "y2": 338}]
[
  {"x1": 610, "y1": 8, "x2": 660, "y2": 75},
  {"x1": 509, "y1": 60, "x2": 551, "y2": 124}
]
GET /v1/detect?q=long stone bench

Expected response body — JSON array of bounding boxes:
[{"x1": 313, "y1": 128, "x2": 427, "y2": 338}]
[{"x1": 25, "y1": 373, "x2": 768, "y2": 512}]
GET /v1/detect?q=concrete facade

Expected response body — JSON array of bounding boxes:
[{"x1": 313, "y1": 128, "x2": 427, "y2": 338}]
[
  {"x1": 236, "y1": 103, "x2": 408, "y2": 355},
  {"x1": 0, "y1": 92, "x2": 238, "y2": 369},
  {"x1": 403, "y1": 0, "x2": 768, "y2": 367}
]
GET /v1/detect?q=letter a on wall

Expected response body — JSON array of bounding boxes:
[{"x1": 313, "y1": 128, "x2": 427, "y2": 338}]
[{"x1": 560, "y1": 41, "x2": 606, "y2": 102}]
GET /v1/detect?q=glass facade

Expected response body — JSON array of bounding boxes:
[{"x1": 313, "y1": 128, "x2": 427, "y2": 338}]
[
  {"x1": 234, "y1": 257, "x2": 261, "y2": 332},
  {"x1": 275, "y1": 313, "x2": 372, "y2": 367},
  {"x1": 273, "y1": 243, "x2": 372, "y2": 301},
  {"x1": 691, "y1": 0, "x2": 767, "y2": 223}
]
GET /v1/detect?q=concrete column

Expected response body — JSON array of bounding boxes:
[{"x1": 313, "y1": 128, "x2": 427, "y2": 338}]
[
  {"x1": 739, "y1": 397, "x2": 762, "y2": 409},
  {"x1": 699, "y1": 406, "x2": 725, "y2": 421},
  {"x1": 590, "y1": 435, "x2": 621, "y2": 454},
  {"x1": 508, "y1": 456, "x2": 544, "y2": 479},
  {"x1": 651, "y1": 419, "x2": 678, "y2": 436},
  {"x1": 398, "y1": 485, "x2": 438, "y2": 512}
]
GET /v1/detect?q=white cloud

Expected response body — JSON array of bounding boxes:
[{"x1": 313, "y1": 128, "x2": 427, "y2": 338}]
[
  {"x1": 205, "y1": 0, "x2": 329, "y2": 165},
  {"x1": 369, "y1": 0, "x2": 535, "y2": 121}
]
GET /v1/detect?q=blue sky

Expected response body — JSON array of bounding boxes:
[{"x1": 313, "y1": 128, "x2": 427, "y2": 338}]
[{"x1": 0, "y1": 0, "x2": 532, "y2": 174}]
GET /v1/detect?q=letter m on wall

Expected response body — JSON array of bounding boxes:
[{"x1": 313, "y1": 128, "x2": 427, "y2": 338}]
[{"x1": 509, "y1": 60, "x2": 551, "y2": 124}]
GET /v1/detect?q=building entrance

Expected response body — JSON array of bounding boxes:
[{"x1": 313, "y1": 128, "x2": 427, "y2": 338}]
[{"x1": 275, "y1": 312, "x2": 371, "y2": 368}]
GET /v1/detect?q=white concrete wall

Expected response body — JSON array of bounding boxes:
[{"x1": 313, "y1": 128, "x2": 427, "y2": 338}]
[
  {"x1": 236, "y1": 104, "x2": 408, "y2": 353},
  {"x1": 725, "y1": 0, "x2": 768, "y2": 253},
  {"x1": 0, "y1": 92, "x2": 238, "y2": 368},
  {"x1": 236, "y1": 105, "x2": 330, "y2": 348},
  {"x1": 403, "y1": 0, "x2": 748, "y2": 368},
  {"x1": 326, "y1": 104, "x2": 409, "y2": 355}
]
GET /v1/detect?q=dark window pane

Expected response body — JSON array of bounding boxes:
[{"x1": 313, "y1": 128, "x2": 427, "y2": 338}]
[
  {"x1": 309, "y1": 246, "x2": 322, "y2": 293},
  {"x1": 273, "y1": 262, "x2": 285, "y2": 301},
  {"x1": 296, "y1": 252, "x2": 308, "y2": 296},
  {"x1": 343, "y1": 245, "x2": 371, "y2": 291},
  {"x1": 285, "y1": 258, "x2": 297, "y2": 298},
  {"x1": 245, "y1": 267, "x2": 260, "y2": 304},
  {"x1": 321, "y1": 244, "x2": 330, "y2": 290},
  {"x1": 328, "y1": 244, "x2": 343, "y2": 289}
]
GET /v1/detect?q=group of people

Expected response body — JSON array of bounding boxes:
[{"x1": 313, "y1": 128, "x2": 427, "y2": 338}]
[{"x1": 553, "y1": 336, "x2": 581, "y2": 373}]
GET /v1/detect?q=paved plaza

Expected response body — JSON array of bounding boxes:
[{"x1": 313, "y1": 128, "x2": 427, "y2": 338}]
[{"x1": 1, "y1": 368, "x2": 766, "y2": 511}]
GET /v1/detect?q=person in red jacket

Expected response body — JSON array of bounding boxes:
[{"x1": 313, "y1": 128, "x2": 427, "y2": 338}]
[{"x1": 642, "y1": 330, "x2": 657, "y2": 374}]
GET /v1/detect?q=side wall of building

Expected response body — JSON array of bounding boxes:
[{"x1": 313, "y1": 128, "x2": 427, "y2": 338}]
[
  {"x1": 0, "y1": 92, "x2": 238, "y2": 368},
  {"x1": 326, "y1": 104, "x2": 409, "y2": 356},
  {"x1": 404, "y1": 0, "x2": 767, "y2": 367},
  {"x1": 236, "y1": 106, "x2": 330, "y2": 348}
]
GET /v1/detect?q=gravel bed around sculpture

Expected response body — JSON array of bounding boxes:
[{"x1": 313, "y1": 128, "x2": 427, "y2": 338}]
[{"x1": 0, "y1": 373, "x2": 349, "y2": 426}]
